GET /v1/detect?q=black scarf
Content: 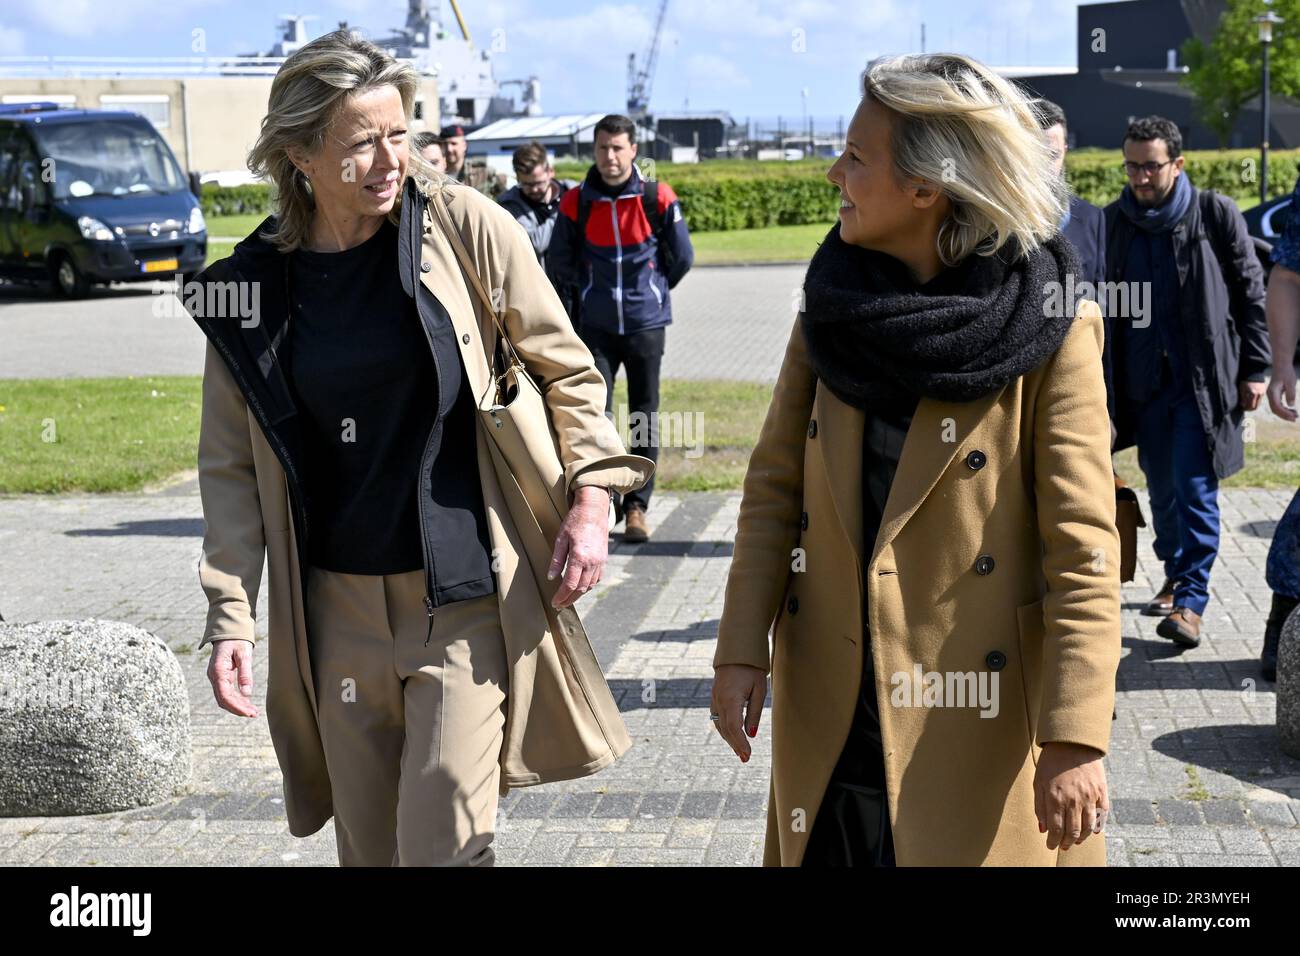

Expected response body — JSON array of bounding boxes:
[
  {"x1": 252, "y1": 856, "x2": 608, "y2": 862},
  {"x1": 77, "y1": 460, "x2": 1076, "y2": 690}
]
[{"x1": 801, "y1": 223, "x2": 1080, "y2": 418}]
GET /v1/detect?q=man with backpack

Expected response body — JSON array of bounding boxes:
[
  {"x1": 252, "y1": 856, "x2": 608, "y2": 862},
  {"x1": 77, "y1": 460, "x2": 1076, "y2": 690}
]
[
  {"x1": 550, "y1": 114, "x2": 695, "y2": 542},
  {"x1": 1102, "y1": 115, "x2": 1270, "y2": 648}
]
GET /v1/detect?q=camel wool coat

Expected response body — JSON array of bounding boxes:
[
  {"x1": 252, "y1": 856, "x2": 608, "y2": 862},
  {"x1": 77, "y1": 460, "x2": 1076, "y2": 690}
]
[
  {"x1": 190, "y1": 178, "x2": 653, "y2": 838},
  {"x1": 714, "y1": 299, "x2": 1122, "y2": 867}
]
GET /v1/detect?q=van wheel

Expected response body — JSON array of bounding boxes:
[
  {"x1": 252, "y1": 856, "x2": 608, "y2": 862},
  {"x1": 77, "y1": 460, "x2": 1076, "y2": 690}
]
[{"x1": 52, "y1": 253, "x2": 91, "y2": 298}]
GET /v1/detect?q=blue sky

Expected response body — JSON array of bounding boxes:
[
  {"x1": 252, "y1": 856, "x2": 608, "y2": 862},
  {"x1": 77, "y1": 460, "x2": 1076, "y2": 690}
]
[{"x1": 0, "y1": 0, "x2": 1095, "y2": 122}]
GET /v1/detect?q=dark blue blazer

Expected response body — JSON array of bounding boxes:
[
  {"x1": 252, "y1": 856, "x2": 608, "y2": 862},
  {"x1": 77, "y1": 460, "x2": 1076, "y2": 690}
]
[{"x1": 1063, "y1": 195, "x2": 1105, "y2": 292}]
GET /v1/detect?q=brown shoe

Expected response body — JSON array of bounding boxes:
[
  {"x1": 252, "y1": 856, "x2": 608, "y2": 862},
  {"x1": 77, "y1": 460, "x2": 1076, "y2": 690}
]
[
  {"x1": 623, "y1": 506, "x2": 649, "y2": 543},
  {"x1": 1156, "y1": 606, "x2": 1202, "y2": 648},
  {"x1": 1142, "y1": 576, "x2": 1181, "y2": 617}
]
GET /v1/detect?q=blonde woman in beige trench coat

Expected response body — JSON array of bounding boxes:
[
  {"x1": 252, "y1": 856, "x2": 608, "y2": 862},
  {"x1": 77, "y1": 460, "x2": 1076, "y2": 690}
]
[
  {"x1": 710, "y1": 54, "x2": 1123, "y2": 867},
  {"x1": 186, "y1": 30, "x2": 651, "y2": 866}
]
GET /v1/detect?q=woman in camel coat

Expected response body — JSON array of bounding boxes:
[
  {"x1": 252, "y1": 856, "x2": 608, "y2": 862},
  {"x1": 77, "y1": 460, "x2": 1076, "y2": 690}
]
[{"x1": 710, "y1": 53, "x2": 1122, "y2": 866}]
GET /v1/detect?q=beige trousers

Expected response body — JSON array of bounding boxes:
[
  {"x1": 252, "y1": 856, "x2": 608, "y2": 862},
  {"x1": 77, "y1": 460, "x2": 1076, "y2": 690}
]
[{"x1": 305, "y1": 565, "x2": 509, "y2": 866}]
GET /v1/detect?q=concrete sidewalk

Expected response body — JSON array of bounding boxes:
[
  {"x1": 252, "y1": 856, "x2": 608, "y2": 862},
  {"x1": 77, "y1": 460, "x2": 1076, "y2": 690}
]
[
  {"x1": 0, "y1": 264, "x2": 804, "y2": 383},
  {"x1": 1, "y1": 484, "x2": 1298, "y2": 866}
]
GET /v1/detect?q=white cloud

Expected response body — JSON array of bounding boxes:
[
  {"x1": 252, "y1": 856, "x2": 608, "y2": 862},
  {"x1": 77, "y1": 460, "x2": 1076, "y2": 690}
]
[
  {"x1": 501, "y1": 3, "x2": 659, "y2": 49},
  {"x1": 0, "y1": 26, "x2": 24, "y2": 55},
  {"x1": 686, "y1": 52, "x2": 750, "y2": 92}
]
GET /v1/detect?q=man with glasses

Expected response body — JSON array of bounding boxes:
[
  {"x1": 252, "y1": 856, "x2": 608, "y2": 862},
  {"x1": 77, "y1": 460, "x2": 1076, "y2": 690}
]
[
  {"x1": 1102, "y1": 115, "x2": 1270, "y2": 648},
  {"x1": 497, "y1": 141, "x2": 578, "y2": 306}
]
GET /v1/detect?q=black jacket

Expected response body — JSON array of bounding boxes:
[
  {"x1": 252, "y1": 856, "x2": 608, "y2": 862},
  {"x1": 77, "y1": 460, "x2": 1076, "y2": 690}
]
[
  {"x1": 1102, "y1": 184, "x2": 1271, "y2": 480},
  {"x1": 181, "y1": 178, "x2": 495, "y2": 632},
  {"x1": 1064, "y1": 195, "x2": 1106, "y2": 293}
]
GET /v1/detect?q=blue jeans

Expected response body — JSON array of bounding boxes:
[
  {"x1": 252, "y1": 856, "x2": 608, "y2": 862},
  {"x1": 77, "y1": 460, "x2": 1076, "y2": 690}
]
[{"x1": 1132, "y1": 385, "x2": 1220, "y2": 615}]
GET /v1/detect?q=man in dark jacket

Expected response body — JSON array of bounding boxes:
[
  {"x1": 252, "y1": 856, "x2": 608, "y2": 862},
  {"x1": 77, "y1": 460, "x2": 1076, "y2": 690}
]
[
  {"x1": 1260, "y1": 173, "x2": 1300, "y2": 680},
  {"x1": 1037, "y1": 100, "x2": 1105, "y2": 291},
  {"x1": 1103, "y1": 116, "x2": 1271, "y2": 647},
  {"x1": 441, "y1": 123, "x2": 506, "y2": 197},
  {"x1": 497, "y1": 141, "x2": 577, "y2": 313},
  {"x1": 549, "y1": 114, "x2": 695, "y2": 542}
]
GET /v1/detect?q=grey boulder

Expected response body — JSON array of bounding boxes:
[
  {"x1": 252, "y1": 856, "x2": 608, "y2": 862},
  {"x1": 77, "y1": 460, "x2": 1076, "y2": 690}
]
[{"x1": 0, "y1": 619, "x2": 191, "y2": 816}]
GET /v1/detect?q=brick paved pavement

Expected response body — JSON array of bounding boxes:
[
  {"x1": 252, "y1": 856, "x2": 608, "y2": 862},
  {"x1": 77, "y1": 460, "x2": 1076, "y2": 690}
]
[{"x1": 2, "y1": 482, "x2": 1298, "y2": 866}]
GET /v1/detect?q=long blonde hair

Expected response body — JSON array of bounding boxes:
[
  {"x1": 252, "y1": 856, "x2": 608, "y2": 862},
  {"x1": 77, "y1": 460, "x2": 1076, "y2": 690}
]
[
  {"x1": 246, "y1": 28, "x2": 443, "y2": 252},
  {"x1": 862, "y1": 53, "x2": 1068, "y2": 265}
]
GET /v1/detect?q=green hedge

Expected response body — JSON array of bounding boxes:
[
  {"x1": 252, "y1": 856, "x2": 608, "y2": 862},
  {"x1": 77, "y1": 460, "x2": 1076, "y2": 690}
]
[
  {"x1": 1066, "y1": 149, "x2": 1300, "y2": 208},
  {"x1": 200, "y1": 183, "x2": 277, "y2": 218},
  {"x1": 203, "y1": 151, "x2": 1300, "y2": 232}
]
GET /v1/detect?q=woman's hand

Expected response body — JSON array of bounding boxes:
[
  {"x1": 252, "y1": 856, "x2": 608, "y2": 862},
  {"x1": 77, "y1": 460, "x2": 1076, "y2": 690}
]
[
  {"x1": 549, "y1": 486, "x2": 611, "y2": 608},
  {"x1": 711, "y1": 664, "x2": 768, "y2": 763},
  {"x1": 207, "y1": 639, "x2": 259, "y2": 718},
  {"x1": 1033, "y1": 741, "x2": 1109, "y2": 851}
]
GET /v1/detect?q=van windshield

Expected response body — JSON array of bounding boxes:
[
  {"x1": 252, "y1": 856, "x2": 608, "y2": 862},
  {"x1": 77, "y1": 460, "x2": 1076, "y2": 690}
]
[{"x1": 32, "y1": 119, "x2": 185, "y2": 200}]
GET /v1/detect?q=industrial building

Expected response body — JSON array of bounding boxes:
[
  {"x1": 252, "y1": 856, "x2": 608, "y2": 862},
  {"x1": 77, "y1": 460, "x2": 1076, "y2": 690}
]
[{"x1": 1016, "y1": 0, "x2": 1300, "y2": 149}]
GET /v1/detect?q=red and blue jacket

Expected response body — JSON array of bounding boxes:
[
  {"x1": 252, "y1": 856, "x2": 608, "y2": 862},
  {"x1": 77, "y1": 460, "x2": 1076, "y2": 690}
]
[{"x1": 550, "y1": 163, "x2": 694, "y2": 335}]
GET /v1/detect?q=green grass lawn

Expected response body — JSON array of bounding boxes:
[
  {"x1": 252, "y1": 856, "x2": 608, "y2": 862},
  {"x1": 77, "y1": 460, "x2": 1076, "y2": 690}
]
[
  {"x1": 206, "y1": 214, "x2": 266, "y2": 238},
  {"x1": 691, "y1": 221, "x2": 833, "y2": 265},
  {"x1": 0, "y1": 377, "x2": 202, "y2": 494},
  {"x1": 205, "y1": 240, "x2": 236, "y2": 266},
  {"x1": 5, "y1": 374, "x2": 1295, "y2": 495},
  {"x1": 609, "y1": 378, "x2": 772, "y2": 491},
  {"x1": 205, "y1": 214, "x2": 833, "y2": 268}
]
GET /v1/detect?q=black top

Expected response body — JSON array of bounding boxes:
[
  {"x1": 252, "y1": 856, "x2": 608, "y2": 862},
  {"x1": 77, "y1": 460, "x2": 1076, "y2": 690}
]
[
  {"x1": 283, "y1": 219, "x2": 436, "y2": 574},
  {"x1": 591, "y1": 173, "x2": 627, "y2": 198},
  {"x1": 524, "y1": 191, "x2": 559, "y2": 222},
  {"x1": 847, "y1": 402, "x2": 916, "y2": 790}
]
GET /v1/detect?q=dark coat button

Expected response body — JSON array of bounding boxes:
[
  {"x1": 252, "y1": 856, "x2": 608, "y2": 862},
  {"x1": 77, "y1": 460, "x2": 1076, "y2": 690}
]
[
  {"x1": 975, "y1": 554, "x2": 995, "y2": 575},
  {"x1": 800, "y1": 511, "x2": 808, "y2": 530},
  {"x1": 808, "y1": 419, "x2": 817, "y2": 438},
  {"x1": 985, "y1": 650, "x2": 1007, "y2": 671},
  {"x1": 965, "y1": 450, "x2": 987, "y2": 470},
  {"x1": 787, "y1": 596, "x2": 799, "y2": 615},
  {"x1": 462, "y1": 333, "x2": 471, "y2": 344},
  {"x1": 420, "y1": 260, "x2": 432, "y2": 273}
]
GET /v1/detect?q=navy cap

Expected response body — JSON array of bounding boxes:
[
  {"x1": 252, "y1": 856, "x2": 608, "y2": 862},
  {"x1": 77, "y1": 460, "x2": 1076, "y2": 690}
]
[{"x1": 440, "y1": 124, "x2": 467, "y2": 139}]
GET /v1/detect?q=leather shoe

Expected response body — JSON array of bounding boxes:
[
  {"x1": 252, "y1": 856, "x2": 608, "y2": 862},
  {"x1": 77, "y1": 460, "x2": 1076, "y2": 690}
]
[
  {"x1": 624, "y1": 506, "x2": 649, "y2": 543},
  {"x1": 1156, "y1": 606, "x2": 1202, "y2": 648},
  {"x1": 1142, "y1": 576, "x2": 1181, "y2": 617}
]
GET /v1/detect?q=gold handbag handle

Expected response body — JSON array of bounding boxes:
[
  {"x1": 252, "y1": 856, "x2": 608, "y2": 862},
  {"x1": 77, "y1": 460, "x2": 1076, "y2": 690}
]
[{"x1": 426, "y1": 186, "x2": 525, "y2": 384}]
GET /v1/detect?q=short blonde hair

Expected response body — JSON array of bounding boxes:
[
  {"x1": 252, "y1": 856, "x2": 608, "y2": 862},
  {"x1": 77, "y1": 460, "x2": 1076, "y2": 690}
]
[
  {"x1": 247, "y1": 29, "x2": 443, "y2": 252},
  {"x1": 862, "y1": 53, "x2": 1068, "y2": 265}
]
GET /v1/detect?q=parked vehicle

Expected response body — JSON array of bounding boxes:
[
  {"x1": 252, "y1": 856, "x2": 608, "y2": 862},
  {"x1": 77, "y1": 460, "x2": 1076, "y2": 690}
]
[
  {"x1": 1244, "y1": 192, "x2": 1293, "y2": 245},
  {"x1": 0, "y1": 102, "x2": 205, "y2": 297}
]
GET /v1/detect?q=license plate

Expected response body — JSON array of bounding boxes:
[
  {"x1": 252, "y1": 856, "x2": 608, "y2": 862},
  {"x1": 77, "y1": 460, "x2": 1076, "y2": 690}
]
[{"x1": 141, "y1": 258, "x2": 179, "y2": 273}]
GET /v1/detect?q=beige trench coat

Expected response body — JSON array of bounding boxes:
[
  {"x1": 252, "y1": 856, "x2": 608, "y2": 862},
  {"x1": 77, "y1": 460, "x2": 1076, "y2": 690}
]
[
  {"x1": 194, "y1": 178, "x2": 653, "y2": 838},
  {"x1": 714, "y1": 300, "x2": 1122, "y2": 866}
]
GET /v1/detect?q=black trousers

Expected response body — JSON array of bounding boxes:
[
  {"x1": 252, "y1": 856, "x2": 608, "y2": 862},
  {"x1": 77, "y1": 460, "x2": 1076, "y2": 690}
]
[
  {"x1": 802, "y1": 627, "x2": 897, "y2": 867},
  {"x1": 579, "y1": 325, "x2": 664, "y2": 511}
]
